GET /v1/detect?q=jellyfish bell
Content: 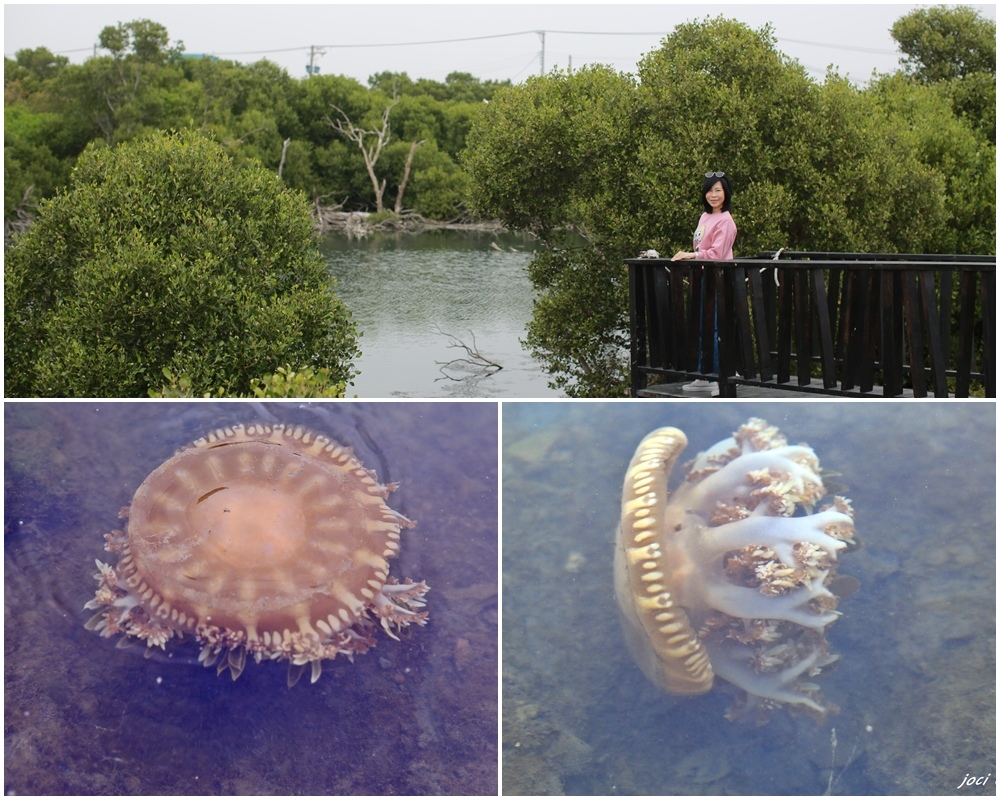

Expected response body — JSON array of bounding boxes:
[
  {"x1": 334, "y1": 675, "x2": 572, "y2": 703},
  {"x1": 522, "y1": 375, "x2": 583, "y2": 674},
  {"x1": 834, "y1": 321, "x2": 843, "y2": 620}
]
[
  {"x1": 614, "y1": 418, "x2": 857, "y2": 723},
  {"x1": 85, "y1": 422, "x2": 429, "y2": 686}
]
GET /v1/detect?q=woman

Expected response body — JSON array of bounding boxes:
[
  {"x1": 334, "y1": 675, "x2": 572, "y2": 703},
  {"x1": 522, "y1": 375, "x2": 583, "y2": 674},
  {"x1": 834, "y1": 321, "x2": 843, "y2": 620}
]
[{"x1": 671, "y1": 171, "x2": 737, "y2": 394}]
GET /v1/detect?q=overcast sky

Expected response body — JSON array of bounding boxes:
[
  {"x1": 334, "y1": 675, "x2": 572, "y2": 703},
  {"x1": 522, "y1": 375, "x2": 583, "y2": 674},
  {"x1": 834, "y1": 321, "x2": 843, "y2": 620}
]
[{"x1": 5, "y1": 3, "x2": 996, "y2": 86}]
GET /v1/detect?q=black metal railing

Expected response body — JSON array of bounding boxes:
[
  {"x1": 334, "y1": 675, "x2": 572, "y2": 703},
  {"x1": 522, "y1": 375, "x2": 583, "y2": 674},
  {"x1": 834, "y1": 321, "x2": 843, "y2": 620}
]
[{"x1": 626, "y1": 251, "x2": 995, "y2": 398}]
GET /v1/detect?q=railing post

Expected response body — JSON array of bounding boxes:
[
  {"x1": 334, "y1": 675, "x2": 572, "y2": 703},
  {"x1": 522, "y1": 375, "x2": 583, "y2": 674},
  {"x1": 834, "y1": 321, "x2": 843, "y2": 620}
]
[
  {"x1": 982, "y1": 269, "x2": 996, "y2": 398},
  {"x1": 716, "y1": 263, "x2": 736, "y2": 397},
  {"x1": 628, "y1": 261, "x2": 647, "y2": 397}
]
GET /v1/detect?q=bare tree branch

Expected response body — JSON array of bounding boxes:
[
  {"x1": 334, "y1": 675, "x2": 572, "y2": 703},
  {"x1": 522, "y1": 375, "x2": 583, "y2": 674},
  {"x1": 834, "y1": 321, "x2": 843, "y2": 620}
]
[
  {"x1": 394, "y1": 139, "x2": 427, "y2": 214},
  {"x1": 4, "y1": 184, "x2": 36, "y2": 243},
  {"x1": 432, "y1": 326, "x2": 503, "y2": 382},
  {"x1": 277, "y1": 137, "x2": 292, "y2": 178},
  {"x1": 326, "y1": 100, "x2": 399, "y2": 213},
  {"x1": 222, "y1": 125, "x2": 269, "y2": 147}
]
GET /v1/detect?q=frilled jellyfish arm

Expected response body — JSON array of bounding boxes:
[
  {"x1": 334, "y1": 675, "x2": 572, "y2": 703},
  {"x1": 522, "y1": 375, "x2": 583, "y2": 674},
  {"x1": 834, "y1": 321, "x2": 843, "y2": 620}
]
[
  {"x1": 706, "y1": 640, "x2": 829, "y2": 713},
  {"x1": 681, "y1": 511, "x2": 853, "y2": 629},
  {"x1": 373, "y1": 578, "x2": 430, "y2": 639},
  {"x1": 701, "y1": 569, "x2": 836, "y2": 630},
  {"x1": 681, "y1": 446, "x2": 824, "y2": 509},
  {"x1": 697, "y1": 511, "x2": 850, "y2": 565}
]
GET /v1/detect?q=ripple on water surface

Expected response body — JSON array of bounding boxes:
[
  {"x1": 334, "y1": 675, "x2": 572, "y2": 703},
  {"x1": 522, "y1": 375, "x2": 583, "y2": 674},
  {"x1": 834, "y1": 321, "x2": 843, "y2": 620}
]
[{"x1": 322, "y1": 231, "x2": 562, "y2": 397}]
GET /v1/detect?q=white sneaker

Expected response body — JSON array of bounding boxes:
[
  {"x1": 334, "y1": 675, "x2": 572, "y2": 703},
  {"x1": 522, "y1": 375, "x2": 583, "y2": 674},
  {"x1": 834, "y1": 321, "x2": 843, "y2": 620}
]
[
  {"x1": 682, "y1": 379, "x2": 713, "y2": 392},
  {"x1": 710, "y1": 383, "x2": 720, "y2": 397}
]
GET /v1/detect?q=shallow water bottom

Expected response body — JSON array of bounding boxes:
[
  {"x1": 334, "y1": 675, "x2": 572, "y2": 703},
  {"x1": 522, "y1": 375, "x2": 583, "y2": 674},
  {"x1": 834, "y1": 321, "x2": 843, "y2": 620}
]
[
  {"x1": 5, "y1": 401, "x2": 498, "y2": 795},
  {"x1": 502, "y1": 402, "x2": 995, "y2": 795}
]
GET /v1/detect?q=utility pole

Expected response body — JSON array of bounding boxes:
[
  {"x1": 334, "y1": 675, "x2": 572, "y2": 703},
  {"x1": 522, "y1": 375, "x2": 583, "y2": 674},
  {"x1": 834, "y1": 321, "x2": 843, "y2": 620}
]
[
  {"x1": 307, "y1": 45, "x2": 325, "y2": 77},
  {"x1": 537, "y1": 30, "x2": 545, "y2": 76}
]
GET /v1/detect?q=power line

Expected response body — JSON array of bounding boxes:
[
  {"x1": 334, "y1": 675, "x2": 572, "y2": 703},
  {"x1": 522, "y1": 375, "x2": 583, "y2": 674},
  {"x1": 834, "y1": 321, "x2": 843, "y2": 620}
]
[
  {"x1": 34, "y1": 46, "x2": 93, "y2": 55},
  {"x1": 777, "y1": 36, "x2": 896, "y2": 55},
  {"x1": 209, "y1": 30, "x2": 540, "y2": 56},
  {"x1": 30, "y1": 28, "x2": 899, "y2": 61},
  {"x1": 203, "y1": 45, "x2": 311, "y2": 56}
]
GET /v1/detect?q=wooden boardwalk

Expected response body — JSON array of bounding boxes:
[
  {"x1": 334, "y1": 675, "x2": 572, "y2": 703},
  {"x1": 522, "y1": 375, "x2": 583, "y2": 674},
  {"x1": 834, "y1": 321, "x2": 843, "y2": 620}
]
[
  {"x1": 636, "y1": 382, "x2": 922, "y2": 399},
  {"x1": 626, "y1": 251, "x2": 995, "y2": 398}
]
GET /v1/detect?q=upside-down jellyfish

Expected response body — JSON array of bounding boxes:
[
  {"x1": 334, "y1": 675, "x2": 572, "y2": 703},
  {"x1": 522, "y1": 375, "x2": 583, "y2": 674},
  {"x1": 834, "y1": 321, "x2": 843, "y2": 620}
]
[
  {"x1": 85, "y1": 422, "x2": 429, "y2": 686},
  {"x1": 615, "y1": 418, "x2": 857, "y2": 722}
]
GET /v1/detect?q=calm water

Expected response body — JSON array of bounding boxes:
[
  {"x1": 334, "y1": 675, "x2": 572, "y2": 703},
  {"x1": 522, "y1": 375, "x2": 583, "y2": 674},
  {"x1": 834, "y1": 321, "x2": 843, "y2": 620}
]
[
  {"x1": 502, "y1": 402, "x2": 996, "y2": 795},
  {"x1": 5, "y1": 401, "x2": 498, "y2": 795},
  {"x1": 322, "y1": 231, "x2": 562, "y2": 398}
]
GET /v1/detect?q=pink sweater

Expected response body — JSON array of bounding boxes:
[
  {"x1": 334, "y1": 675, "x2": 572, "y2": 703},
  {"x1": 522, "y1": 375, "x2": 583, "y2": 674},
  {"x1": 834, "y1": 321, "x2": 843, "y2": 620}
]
[{"x1": 693, "y1": 211, "x2": 737, "y2": 259}]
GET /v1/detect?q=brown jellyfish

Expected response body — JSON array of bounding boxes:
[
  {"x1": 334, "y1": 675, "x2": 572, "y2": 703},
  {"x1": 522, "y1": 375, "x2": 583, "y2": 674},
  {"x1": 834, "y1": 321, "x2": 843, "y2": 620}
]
[
  {"x1": 614, "y1": 418, "x2": 857, "y2": 722},
  {"x1": 85, "y1": 422, "x2": 429, "y2": 685}
]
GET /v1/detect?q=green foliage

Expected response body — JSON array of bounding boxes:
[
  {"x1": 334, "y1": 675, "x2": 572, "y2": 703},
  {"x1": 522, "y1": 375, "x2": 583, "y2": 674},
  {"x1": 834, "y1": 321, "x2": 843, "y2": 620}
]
[
  {"x1": 3, "y1": 20, "x2": 490, "y2": 219},
  {"x1": 9, "y1": 47, "x2": 69, "y2": 83},
  {"x1": 366, "y1": 210, "x2": 400, "y2": 225},
  {"x1": 523, "y1": 247, "x2": 631, "y2": 397},
  {"x1": 5, "y1": 130, "x2": 360, "y2": 397},
  {"x1": 463, "y1": 65, "x2": 641, "y2": 394},
  {"x1": 891, "y1": 5, "x2": 996, "y2": 140},
  {"x1": 153, "y1": 365, "x2": 347, "y2": 398},
  {"x1": 409, "y1": 150, "x2": 472, "y2": 219},
  {"x1": 891, "y1": 5, "x2": 996, "y2": 82},
  {"x1": 3, "y1": 107, "x2": 70, "y2": 217},
  {"x1": 465, "y1": 65, "x2": 638, "y2": 237},
  {"x1": 78, "y1": 20, "x2": 190, "y2": 142},
  {"x1": 374, "y1": 137, "x2": 470, "y2": 217},
  {"x1": 248, "y1": 365, "x2": 347, "y2": 398},
  {"x1": 870, "y1": 73, "x2": 996, "y2": 253},
  {"x1": 465, "y1": 15, "x2": 996, "y2": 396},
  {"x1": 98, "y1": 19, "x2": 179, "y2": 63},
  {"x1": 368, "y1": 70, "x2": 511, "y2": 104}
]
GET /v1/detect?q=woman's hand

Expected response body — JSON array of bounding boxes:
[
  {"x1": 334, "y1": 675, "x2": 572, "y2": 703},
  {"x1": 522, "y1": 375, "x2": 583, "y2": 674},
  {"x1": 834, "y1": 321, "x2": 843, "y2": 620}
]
[{"x1": 671, "y1": 251, "x2": 695, "y2": 261}]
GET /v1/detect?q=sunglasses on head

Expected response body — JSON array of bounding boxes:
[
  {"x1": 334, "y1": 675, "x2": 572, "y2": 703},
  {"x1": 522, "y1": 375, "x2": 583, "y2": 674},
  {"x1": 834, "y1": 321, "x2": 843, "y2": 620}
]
[{"x1": 705, "y1": 171, "x2": 726, "y2": 178}]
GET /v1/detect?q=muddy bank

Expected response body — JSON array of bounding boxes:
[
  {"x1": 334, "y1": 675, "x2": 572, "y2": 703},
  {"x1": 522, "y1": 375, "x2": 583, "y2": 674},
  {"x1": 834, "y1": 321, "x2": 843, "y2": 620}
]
[
  {"x1": 312, "y1": 208, "x2": 509, "y2": 237},
  {"x1": 5, "y1": 210, "x2": 510, "y2": 247}
]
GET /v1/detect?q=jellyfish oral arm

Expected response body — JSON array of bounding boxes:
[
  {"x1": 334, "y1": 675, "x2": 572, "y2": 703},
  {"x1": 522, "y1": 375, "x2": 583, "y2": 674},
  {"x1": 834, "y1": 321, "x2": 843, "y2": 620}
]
[
  {"x1": 678, "y1": 447, "x2": 824, "y2": 511},
  {"x1": 706, "y1": 640, "x2": 828, "y2": 714},
  {"x1": 695, "y1": 511, "x2": 851, "y2": 561}
]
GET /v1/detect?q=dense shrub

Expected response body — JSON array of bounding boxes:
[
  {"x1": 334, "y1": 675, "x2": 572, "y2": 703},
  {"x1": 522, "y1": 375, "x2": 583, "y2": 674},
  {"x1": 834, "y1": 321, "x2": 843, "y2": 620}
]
[
  {"x1": 465, "y1": 16, "x2": 995, "y2": 396},
  {"x1": 5, "y1": 130, "x2": 360, "y2": 397},
  {"x1": 153, "y1": 365, "x2": 348, "y2": 398}
]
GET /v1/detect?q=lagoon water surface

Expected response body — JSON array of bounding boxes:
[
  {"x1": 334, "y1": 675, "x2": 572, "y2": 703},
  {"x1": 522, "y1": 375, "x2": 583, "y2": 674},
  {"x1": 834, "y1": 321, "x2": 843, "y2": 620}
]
[{"x1": 322, "y1": 231, "x2": 562, "y2": 398}]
